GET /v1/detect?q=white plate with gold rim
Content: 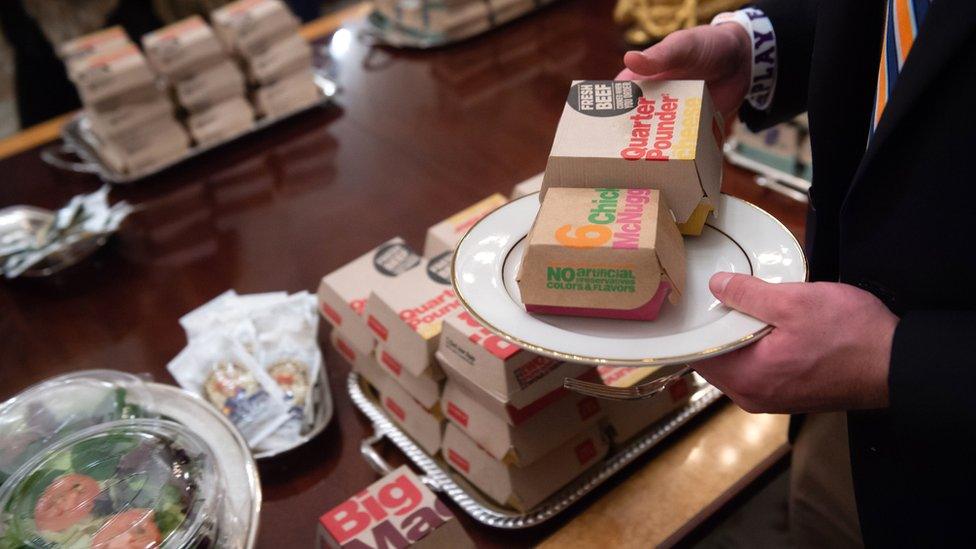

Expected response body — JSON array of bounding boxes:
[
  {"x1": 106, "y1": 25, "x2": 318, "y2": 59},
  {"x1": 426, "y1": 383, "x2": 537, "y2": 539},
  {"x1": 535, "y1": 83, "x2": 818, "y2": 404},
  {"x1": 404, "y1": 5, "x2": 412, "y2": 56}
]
[{"x1": 451, "y1": 193, "x2": 807, "y2": 367}]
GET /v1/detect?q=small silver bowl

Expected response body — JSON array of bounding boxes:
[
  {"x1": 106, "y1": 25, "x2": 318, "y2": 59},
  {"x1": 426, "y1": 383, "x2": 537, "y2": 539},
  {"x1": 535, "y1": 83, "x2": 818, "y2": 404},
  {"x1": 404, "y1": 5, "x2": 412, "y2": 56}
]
[{"x1": 0, "y1": 205, "x2": 108, "y2": 278}]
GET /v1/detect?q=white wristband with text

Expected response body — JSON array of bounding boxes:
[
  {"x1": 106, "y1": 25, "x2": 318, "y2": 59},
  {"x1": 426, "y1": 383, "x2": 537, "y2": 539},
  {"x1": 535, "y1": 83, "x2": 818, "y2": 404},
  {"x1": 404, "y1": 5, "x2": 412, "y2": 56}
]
[{"x1": 712, "y1": 8, "x2": 777, "y2": 111}]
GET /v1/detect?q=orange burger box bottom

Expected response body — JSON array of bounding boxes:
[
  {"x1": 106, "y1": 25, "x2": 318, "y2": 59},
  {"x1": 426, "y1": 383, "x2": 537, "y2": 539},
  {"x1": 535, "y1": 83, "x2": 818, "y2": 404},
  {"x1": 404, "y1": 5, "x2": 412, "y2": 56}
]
[
  {"x1": 517, "y1": 187, "x2": 686, "y2": 321},
  {"x1": 423, "y1": 193, "x2": 507, "y2": 258},
  {"x1": 541, "y1": 79, "x2": 723, "y2": 236},
  {"x1": 437, "y1": 309, "x2": 590, "y2": 424},
  {"x1": 318, "y1": 465, "x2": 474, "y2": 549},
  {"x1": 442, "y1": 422, "x2": 609, "y2": 512},
  {"x1": 364, "y1": 253, "x2": 461, "y2": 378},
  {"x1": 441, "y1": 379, "x2": 604, "y2": 466},
  {"x1": 318, "y1": 237, "x2": 423, "y2": 358},
  {"x1": 598, "y1": 366, "x2": 696, "y2": 443}
]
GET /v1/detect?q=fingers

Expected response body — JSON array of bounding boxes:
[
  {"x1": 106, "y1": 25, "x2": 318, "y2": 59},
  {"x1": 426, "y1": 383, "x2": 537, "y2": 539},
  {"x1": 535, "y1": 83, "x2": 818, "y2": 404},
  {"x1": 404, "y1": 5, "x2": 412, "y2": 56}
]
[
  {"x1": 710, "y1": 272, "x2": 796, "y2": 324},
  {"x1": 622, "y1": 31, "x2": 699, "y2": 78},
  {"x1": 615, "y1": 67, "x2": 642, "y2": 80}
]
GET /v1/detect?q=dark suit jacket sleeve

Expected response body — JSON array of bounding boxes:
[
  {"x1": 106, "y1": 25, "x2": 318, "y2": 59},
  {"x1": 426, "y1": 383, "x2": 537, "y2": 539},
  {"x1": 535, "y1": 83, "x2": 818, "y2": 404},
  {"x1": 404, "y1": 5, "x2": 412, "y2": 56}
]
[
  {"x1": 889, "y1": 312, "x2": 976, "y2": 442},
  {"x1": 738, "y1": 0, "x2": 820, "y2": 130}
]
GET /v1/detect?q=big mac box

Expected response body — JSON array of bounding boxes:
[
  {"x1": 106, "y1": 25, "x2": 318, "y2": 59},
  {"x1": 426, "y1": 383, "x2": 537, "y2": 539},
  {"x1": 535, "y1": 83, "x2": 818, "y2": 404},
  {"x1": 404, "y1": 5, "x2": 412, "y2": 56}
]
[
  {"x1": 541, "y1": 80, "x2": 723, "y2": 235},
  {"x1": 437, "y1": 308, "x2": 589, "y2": 424},
  {"x1": 517, "y1": 187, "x2": 685, "y2": 321},
  {"x1": 364, "y1": 252, "x2": 461, "y2": 378},
  {"x1": 379, "y1": 371, "x2": 444, "y2": 456},
  {"x1": 318, "y1": 465, "x2": 474, "y2": 549},
  {"x1": 318, "y1": 237, "x2": 422, "y2": 357},
  {"x1": 423, "y1": 193, "x2": 507, "y2": 258},
  {"x1": 442, "y1": 422, "x2": 608, "y2": 512},
  {"x1": 141, "y1": 16, "x2": 226, "y2": 79},
  {"x1": 598, "y1": 366, "x2": 694, "y2": 443},
  {"x1": 441, "y1": 379, "x2": 603, "y2": 466},
  {"x1": 212, "y1": 0, "x2": 301, "y2": 56}
]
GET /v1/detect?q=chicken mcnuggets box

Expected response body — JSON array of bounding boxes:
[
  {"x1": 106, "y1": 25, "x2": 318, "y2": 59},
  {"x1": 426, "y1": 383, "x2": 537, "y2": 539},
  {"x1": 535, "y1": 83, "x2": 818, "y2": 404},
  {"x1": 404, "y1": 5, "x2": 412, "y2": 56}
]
[
  {"x1": 379, "y1": 372, "x2": 444, "y2": 456},
  {"x1": 510, "y1": 173, "x2": 543, "y2": 199},
  {"x1": 438, "y1": 309, "x2": 589, "y2": 423},
  {"x1": 58, "y1": 26, "x2": 131, "y2": 66},
  {"x1": 442, "y1": 379, "x2": 603, "y2": 466},
  {"x1": 69, "y1": 44, "x2": 157, "y2": 105},
  {"x1": 375, "y1": 344, "x2": 443, "y2": 411},
  {"x1": 517, "y1": 187, "x2": 686, "y2": 321},
  {"x1": 142, "y1": 16, "x2": 226, "y2": 78},
  {"x1": 318, "y1": 238, "x2": 422, "y2": 358},
  {"x1": 541, "y1": 80, "x2": 723, "y2": 235},
  {"x1": 423, "y1": 193, "x2": 507, "y2": 258},
  {"x1": 318, "y1": 465, "x2": 474, "y2": 549},
  {"x1": 364, "y1": 252, "x2": 461, "y2": 378},
  {"x1": 86, "y1": 93, "x2": 173, "y2": 139},
  {"x1": 95, "y1": 117, "x2": 190, "y2": 175},
  {"x1": 253, "y1": 70, "x2": 319, "y2": 118},
  {"x1": 442, "y1": 422, "x2": 608, "y2": 511},
  {"x1": 598, "y1": 366, "x2": 694, "y2": 443},
  {"x1": 188, "y1": 96, "x2": 255, "y2": 146},
  {"x1": 245, "y1": 33, "x2": 312, "y2": 84},
  {"x1": 174, "y1": 59, "x2": 247, "y2": 112},
  {"x1": 212, "y1": 0, "x2": 301, "y2": 56}
]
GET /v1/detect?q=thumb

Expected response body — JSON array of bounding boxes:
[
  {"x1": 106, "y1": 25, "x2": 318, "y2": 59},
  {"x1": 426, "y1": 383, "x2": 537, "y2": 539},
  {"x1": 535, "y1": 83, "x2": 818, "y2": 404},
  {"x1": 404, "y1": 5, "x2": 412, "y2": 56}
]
[
  {"x1": 709, "y1": 272, "x2": 790, "y2": 323},
  {"x1": 622, "y1": 32, "x2": 698, "y2": 77}
]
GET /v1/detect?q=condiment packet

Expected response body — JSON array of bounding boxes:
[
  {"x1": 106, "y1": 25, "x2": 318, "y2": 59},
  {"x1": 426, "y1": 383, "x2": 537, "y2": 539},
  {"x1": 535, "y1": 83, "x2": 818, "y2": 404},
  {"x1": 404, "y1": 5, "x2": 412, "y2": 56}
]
[
  {"x1": 251, "y1": 334, "x2": 321, "y2": 453},
  {"x1": 167, "y1": 333, "x2": 291, "y2": 446}
]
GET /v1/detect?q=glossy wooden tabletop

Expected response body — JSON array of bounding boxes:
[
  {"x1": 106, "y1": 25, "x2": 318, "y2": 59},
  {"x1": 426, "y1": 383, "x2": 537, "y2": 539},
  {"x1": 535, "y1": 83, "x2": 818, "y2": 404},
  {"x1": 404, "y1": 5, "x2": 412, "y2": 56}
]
[{"x1": 0, "y1": 0, "x2": 807, "y2": 546}]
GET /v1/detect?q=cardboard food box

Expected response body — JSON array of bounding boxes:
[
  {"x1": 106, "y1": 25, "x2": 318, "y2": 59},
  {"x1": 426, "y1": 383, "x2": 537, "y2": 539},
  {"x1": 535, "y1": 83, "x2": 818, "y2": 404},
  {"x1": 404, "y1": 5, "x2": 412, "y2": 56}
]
[
  {"x1": 187, "y1": 96, "x2": 255, "y2": 146},
  {"x1": 732, "y1": 120, "x2": 800, "y2": 173},
  {"x1": 95, "y1": 117, "x2": 190, "y2": 174},
  {"x1": 598, "y1": 366, "x2": 695, "y2": 443},
  {"x1": 58, "y1": 26, "x2": 131, "y2": 66},
  {"x1": 253, "y1": 70, "x2": 319, "y2": 117},
  {"x1": 318, "y1": 465, "x2": 474, "y2": 549},
  {"x1": 318, "y1": 237, "x2": 422, "y2": 358},
  {"x1": 438, "y1": 309, "x2": 589, "y2": 420},
  {"x1": 510, "y1": 173, "x2": 543, "y2": 199},
  {"x1": 541, "y1": 80, "x2": 723, "y2": 235},
  {"x1": 517, "y1": 187, "x2": 686, "y2": 320},
  {"x1": 379, "y1": 372, "x2": 444, "y2": 456},
  {"x1": 364, "y1": 252, "x2": 461, "y2": 378},
  {"x1": 212, "y1": 0, "x2": 301, "y2": 56},
  {"x1": 86, "y1": 93, "x2": 173, "y2": 139},
  {"x1": 174, "y1": 59, "x2": 246, "y2": 111},
  {"x1": 442, "y1": 422, "x2": 608, "y2": 512},
  {"x1": 423, "y1": 193, "x2": 507, "y2": 258},
  {"x1": 245, "y1": 32, "x2": 312, "y2": 84},
  {"x1": 333, "y1": 331, "x2": 401, "y2": 400},
  {"x1": 375, "y1": 344, "x2": 443, "y2": 411},
  {"x1": 441, "y1": 379, "x2": 603, "y2": 466},
  {"x1": 142, "y1": 16, "x2": 226, "y2": 78},
  {"x1": 436, "y1": 349, "x2": 594, "y2": 427},
  {"x1": 69, "y1": 44, "x2": 157, "y2": 105}
]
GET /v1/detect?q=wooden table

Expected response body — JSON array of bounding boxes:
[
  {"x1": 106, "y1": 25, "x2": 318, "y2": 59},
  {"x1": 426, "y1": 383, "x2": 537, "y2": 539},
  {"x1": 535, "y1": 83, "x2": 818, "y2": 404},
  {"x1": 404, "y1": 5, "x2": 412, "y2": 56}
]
[{"x1": 0, "y1": 1, "x2": 807, "y2": 546}]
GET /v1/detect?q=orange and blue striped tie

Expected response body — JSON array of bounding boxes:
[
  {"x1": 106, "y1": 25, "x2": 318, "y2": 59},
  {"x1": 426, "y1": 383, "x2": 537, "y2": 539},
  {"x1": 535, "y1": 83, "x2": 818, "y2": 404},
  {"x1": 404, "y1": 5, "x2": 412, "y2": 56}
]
[{"x1": 871, "y1": 0, "x2": 931, "y2": 136}]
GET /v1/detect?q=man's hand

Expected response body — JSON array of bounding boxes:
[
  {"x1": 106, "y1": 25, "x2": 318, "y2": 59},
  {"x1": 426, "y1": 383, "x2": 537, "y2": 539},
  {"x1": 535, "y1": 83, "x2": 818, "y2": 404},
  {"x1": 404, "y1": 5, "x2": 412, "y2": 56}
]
[
  {"x1": 692, "y1": 273, "x2": 899, "y2": 414},
  {"x1": 616, "y1": 24, "x2": 752, "y2": 120}
]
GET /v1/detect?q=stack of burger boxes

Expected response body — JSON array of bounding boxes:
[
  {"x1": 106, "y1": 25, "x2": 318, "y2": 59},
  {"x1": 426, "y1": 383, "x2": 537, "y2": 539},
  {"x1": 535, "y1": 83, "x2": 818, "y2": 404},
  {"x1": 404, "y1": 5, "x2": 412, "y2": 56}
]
[
  {"x1": 58, "y1": 28, "x2": 189, "y2": 174},
  {"x1": 142, "y1": 16, "x2": 254, "y2": 147},
  {"x1": 372, "y1": 0, "x2": 555, "y2": 41},
  {"x1": 212, "y1": 0, "x2": 319, "y2": 119}
]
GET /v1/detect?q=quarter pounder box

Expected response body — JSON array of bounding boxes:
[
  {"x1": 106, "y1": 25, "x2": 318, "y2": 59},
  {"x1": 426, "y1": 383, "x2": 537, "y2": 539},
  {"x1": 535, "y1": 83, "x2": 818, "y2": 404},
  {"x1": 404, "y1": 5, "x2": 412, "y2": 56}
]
[
  {"x1": 541, "y1": 80, "x2": 723, "y2": 235},
  {"x1": 87, "y1": 93, "x2": 173, "y2": 139},
  {"x1": 442, "y1": 422, "x2": 608, "y2": 512},
  {"x1": 95, "y1": 117, "x2": 190, "y2": 174},
  {"x1": 245, "y1": 32, "x2": 312, "y2": 84},
  {"x1": 317, "y1": 237, "x2": 422, "y2": 358},
  {"x1": 379, "y1": 371, "x2": 444, "y2": 456},
  {"x1": 141, "y1": 16, "x2": 226, "y2": 78},
  {"x1": 187, "y1": 96, "x2": 255, "y2": 146},
  {"x1": 423, "y1": 193, "x2": 507, "y2": 258},
  {"x1": 517, "y1": 187, "x2": 685, "y2": 320},
  {"x1": 364, "y1": 253, "x2": 461, "y2": 377},
  {"x1": 174, "y1": 59, "x2": 246, "y2": 111},
  {"x1": 441, "y1": 379, "x2": 603, "y2": 466},
  {"x1": 69, "y1": 44, "x2": 156, "y2": 105},
  {"x1": 58, "y1": 26, "x2": 131, "y2": 67},
  {"x1": 212, "y1": 0, "x2": 301, "y2": 56},
  {"x1": 318, "y1": 465, "x2": 473, "y2": 549}
]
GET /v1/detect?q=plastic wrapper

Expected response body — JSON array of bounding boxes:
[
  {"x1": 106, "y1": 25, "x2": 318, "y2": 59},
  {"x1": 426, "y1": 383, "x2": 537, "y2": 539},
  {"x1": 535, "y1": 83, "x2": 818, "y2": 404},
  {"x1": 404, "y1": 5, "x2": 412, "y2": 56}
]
[
  {"x1": 167, "y1": 334, "x2": 291, "y2": 447},
  {"x1": 0, "y1": 419, "x2": 222, "y2": 548}
]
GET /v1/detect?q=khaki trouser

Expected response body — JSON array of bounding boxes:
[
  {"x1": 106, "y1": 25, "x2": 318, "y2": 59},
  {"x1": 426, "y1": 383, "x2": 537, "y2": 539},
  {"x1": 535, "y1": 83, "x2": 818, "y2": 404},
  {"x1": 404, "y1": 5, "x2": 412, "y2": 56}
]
[{"x1": 789, "y1": 412, "x2": 864, "y2": 548}]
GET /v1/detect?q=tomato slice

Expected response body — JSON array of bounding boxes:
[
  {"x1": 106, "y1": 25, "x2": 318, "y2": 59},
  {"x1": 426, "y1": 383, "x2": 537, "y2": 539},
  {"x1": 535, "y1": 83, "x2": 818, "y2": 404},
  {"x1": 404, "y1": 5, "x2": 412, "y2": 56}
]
[
  {"x1": 92, "y1": 509, "x2": 163, "y2": 549},
  {"x1": 34, "y1": 473, "x2": 100, "y2": 532}
]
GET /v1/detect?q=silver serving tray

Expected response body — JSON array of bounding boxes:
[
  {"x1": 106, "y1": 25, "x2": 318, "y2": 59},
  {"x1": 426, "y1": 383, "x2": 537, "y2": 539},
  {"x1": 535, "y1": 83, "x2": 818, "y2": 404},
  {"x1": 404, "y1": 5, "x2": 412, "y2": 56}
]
[
  {"x1": 43, "y1": 73, "x2": 338, "y2": 185},
  {"x1": 348, "y1": 372, "x2": 722, "y2": 529},
  {"x1": 253, "y1": 360, "x2": 335, "y2": 460}
]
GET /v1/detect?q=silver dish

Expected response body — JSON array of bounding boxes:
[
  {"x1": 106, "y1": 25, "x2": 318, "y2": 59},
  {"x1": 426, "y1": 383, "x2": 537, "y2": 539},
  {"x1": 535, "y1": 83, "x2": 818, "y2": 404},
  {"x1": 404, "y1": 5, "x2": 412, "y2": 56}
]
[
  {"x1": 143, "y1": 383, "x2": 262, "y2": 549},
  {"x1": 42, "y1": 73, "x2": 338, "y2": 185},
  {"x1": 348, "y1": 372, "x2": 722, "y2": 529},
  {"x1": 253, "y1": 361, "x2": 334, "y2": 460},
  {"x1": 0, "y1": 205, "x2": 107, "y2": 277}
]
